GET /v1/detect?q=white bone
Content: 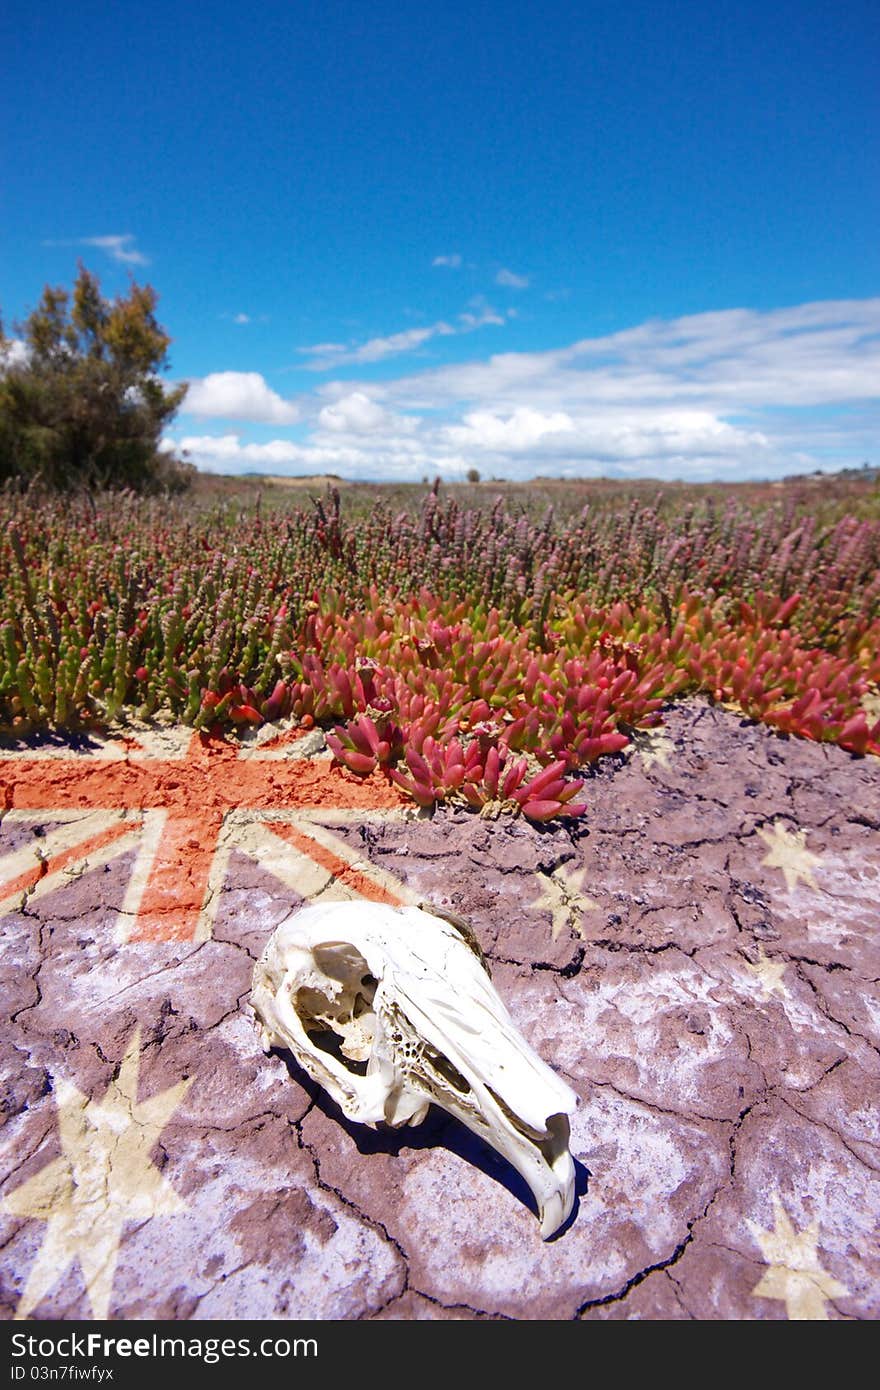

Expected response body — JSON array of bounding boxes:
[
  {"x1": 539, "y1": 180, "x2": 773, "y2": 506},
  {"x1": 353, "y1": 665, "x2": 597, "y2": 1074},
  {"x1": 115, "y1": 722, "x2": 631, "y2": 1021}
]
[{"x1": 251, "y1": 900, "x2": 578, "y2": 1239}]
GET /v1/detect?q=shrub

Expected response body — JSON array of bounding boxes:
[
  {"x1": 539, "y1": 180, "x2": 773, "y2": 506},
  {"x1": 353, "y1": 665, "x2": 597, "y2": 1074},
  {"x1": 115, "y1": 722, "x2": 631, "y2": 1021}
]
[{"x1": 0, "y1": 265, "x2": 191, "y2": 494}]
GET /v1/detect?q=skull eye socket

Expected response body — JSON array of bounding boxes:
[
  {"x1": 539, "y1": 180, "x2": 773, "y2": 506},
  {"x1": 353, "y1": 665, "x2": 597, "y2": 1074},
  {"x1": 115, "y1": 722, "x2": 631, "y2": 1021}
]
[
  {"x1": 312, "y1": 941, "x2": 371, "y2": 983},
  {"x1": 291, "y1": 943, "x2": 378, "y2": 1074}
]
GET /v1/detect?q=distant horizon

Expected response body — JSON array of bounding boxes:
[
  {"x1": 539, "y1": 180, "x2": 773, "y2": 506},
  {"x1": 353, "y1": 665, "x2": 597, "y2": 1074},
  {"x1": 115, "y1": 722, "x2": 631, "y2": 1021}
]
[
  {"x1": 200, "y1": 459, "x2": 880, "y2": 489},
  {"x1": 4, "y1": 1, "x2": 878, "y2": 484}
]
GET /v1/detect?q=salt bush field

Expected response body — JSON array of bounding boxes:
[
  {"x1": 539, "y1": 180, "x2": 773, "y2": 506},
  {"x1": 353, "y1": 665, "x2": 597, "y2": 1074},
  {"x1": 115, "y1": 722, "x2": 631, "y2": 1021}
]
[{"x1": 1, "y1": 475, "x2": 878, "y2": 821}]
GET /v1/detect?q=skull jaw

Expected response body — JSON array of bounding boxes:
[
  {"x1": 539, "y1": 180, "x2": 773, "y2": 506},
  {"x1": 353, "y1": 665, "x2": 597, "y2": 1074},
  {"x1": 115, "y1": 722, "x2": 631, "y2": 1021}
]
[{"x1": 430, "y1": 1082, "x2": 576, "y2": 1239}]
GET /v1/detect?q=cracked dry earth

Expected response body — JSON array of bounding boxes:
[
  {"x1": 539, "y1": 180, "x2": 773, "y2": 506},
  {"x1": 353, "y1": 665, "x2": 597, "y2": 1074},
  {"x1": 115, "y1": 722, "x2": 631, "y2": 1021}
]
[{"x1": 0, "y1": 697, "x2": 878, "y2": 1321}]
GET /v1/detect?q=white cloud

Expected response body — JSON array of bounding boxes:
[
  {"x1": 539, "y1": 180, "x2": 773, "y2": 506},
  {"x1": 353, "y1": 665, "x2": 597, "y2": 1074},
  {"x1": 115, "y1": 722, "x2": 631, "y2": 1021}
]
[
  {"x1": 445, "y1": 408, "x2": 575, "y2": 451},
  {"x1": 318, "y1": 392, "x2": 393, "y2": 434},
  {"x1": 183, "y1": 372, "x2": 300, "y2": 424},
  {"x1": 301, "y1": 302, "x2": 509, "y2": 370},
  {"x1": 495, "y1": 268, "x2": 530, "y2": 289},
  {"x1": 302, "y1": 323, "x2": 454, "y2": 369},
  {"x1": 432, "y1": 254, "x2": 462, "y2": 268},
  {"x1": 0, "y1": 337, "x2": 28, "y2": 368},
  {"x1": 174, "y1": 434, "x2": 303, "y2": 472},
  {"x1": 44, "y1": 234, "x2": 149, "y2": 266},
  {"x1": 378, "y1": 299, "x2": 880, "y2": 418},
  {"x1": 84, "y1": 235, "x2": 149, "y2": 266},
  {"x1": 172, "y1": 432, "x2": 430, "y2": 479},
  {"x1": 298, "y1": 340, "x2": 347, "y2": 355},
  {"x1": 173, "y1": 298, "x2": 880, "y2": 483},
  {"x1": 221, "y1": 311, "x2": 270, "y2": 326},
  {"x1": 457, "y1": 298, "x2": 506, "y2": 330}
]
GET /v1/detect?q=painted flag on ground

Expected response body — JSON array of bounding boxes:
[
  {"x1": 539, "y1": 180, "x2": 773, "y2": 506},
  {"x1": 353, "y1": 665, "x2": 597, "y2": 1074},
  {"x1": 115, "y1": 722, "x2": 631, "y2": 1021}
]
[{"x1": 1, "y1": 705, "x2": 878, "y2": 1319}]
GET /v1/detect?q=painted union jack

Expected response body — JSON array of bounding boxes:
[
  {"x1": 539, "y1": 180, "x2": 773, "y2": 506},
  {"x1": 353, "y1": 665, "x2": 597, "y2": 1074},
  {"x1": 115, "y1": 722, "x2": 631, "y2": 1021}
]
[{"x1": 0, "y1": 725, "x2": 412, "y2": 942}]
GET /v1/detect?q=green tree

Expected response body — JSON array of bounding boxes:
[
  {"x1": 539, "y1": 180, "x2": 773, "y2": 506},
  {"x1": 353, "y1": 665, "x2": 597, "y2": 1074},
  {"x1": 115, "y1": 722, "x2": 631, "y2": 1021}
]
[{"x1": 0, "y1": 265, "x2": 192, "y2": 492}]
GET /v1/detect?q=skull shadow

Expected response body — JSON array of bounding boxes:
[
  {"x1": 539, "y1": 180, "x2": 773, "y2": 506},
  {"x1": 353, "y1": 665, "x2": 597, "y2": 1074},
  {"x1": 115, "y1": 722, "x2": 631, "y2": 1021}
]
[{"x1": 278, "y1": 1049, "x2": 590, "y2": 1240}]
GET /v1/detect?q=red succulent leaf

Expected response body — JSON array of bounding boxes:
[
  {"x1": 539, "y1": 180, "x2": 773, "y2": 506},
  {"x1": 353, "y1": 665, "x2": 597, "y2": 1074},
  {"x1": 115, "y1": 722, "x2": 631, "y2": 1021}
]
[
  {"x1": 229, "y1": 703, "x2": 263, "y2": 725},
  {"x1": 522, "y1": 797, "x2": 585, "y2": 823},
  {"x1": 837, "y1": 712, "x2": 870, "y2": 754},
  {"x1": 389, "y1": 767, "x2": 437, "y2": 806}
]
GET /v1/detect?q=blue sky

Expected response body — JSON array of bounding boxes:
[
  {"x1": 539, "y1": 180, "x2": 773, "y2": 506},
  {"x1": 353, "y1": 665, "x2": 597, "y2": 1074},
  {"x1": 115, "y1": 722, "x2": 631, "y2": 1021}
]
[{"x1": 2, "y1": 0, "x2": 878, "y2": 481}]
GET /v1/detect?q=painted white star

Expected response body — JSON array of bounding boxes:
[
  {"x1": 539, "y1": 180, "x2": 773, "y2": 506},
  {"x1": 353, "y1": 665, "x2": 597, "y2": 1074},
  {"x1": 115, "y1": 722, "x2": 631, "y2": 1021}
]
[
  {"x1": 627, "y1": 728, "x2": 675, "y2": 771},
  {"x1": 757, "y1": 821, "x2": 822, "y2": 894},
  {"x1": 530, "y1": 864, "x2": 599, "y2": 941},
  {"x1": 742, "y1": 949, "x2": 788, "y2": 1000},
  {"x1": 748, "y1": 1194, "x2": 849, "y2": 1319},
  {"x1": 860, "y1": 685, "x2": 880, "y2": 725},
  {"x1": 3, "y1": 1028, "x2": 192, "y2": 1320}
]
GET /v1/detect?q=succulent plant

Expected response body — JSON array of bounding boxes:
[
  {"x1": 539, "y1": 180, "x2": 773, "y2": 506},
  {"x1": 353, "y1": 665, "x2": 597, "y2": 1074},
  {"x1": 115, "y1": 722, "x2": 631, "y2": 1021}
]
[{"x1": 1, "y1": 482, "x2": 878, "y2": 820}]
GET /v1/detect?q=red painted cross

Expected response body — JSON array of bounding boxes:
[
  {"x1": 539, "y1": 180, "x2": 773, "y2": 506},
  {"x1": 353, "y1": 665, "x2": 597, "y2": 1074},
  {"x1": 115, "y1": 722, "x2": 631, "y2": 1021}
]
[{"x1": 0, "y1": 729, "x2": 407, "y2": 941}]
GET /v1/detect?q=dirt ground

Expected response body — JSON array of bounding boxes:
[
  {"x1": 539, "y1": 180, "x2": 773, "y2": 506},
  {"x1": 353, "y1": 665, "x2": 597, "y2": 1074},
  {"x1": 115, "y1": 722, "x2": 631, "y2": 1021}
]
[{"x1": 1, "y1": 698, "x2": 877, "y2": 1320}]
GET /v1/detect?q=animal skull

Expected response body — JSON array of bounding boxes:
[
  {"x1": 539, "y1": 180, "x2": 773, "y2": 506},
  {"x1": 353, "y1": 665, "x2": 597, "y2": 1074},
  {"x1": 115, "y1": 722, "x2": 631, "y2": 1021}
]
[{"x1": 251, "y1": 900, "x2": 578, "y2": 1238}]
